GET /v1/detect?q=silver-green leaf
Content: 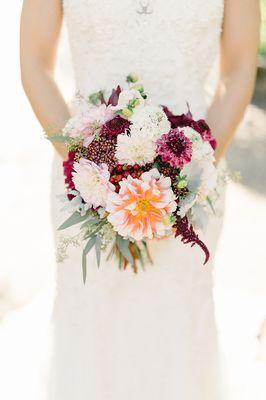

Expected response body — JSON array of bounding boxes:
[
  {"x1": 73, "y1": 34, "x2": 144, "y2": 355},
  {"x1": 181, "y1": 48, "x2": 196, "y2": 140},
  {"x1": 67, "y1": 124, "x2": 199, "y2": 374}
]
[
  {"x1": 84, "y1": 236, "x2": 97, "y2": 255},
  {"x1": 82, "y1": 236, "x2": 97, "y2": 284},
  {"x1": 116, "y1": 236, "x2": 134, "y2": 265},
  {"x1": 59, "y1": 212, "x2": 89, "y2": 231},
  {"x1": 48, "y1": 134, "x2": 69, "y2": 143},
  {"x1": 95, "y1": 236, "x2": 102, "y2": 268}
]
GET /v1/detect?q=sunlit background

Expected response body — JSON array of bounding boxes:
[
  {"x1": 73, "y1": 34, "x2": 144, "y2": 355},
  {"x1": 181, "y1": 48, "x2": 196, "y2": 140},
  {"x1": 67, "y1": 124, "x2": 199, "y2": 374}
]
[{"x1": 0, "y1": 1, "x2": 265, "y2": 399}]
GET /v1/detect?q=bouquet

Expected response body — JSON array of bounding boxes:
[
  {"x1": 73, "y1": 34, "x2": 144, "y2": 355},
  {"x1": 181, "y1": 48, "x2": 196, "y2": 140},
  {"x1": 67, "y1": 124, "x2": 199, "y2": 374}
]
[{"x1": 49, "y1": 74, "x2": 220, "y2": 282}]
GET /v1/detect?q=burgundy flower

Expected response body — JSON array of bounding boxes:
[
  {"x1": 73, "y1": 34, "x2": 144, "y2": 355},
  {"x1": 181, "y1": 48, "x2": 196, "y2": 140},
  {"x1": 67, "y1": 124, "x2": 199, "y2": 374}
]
[
  {"x1": 101, "y1": 116, "x2": 130, "y2": 139},
  {"x1": 190, "y1": 119, "x2": 217, "y2": 150},
  {"x1": 86, "y1": 135, "x2": 117, "y2": 169},
  {"x1": 162, "y1": 106, "x2": 217, "y2": 150},
  {"x1": 63, "y1": 151, "x2": 76, "y2": 199},
  {"x1": 108, "y1": 85, "x2": 122, "y2": 107},
  {"x1": 156, "y1": 129, "x2": 192, "y2": 168},
  {"x1": 173, "y1": 216, "x2": 210, "y2": 265},
  {"x1": 162, "y1": 106, "x2": 193, "y2": 129}
]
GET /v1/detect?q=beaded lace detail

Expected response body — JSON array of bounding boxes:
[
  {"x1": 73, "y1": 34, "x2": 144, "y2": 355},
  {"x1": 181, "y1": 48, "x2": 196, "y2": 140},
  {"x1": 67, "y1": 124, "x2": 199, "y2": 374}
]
[{"x1": 63, "y1": 0, "x2": 224, "y2": 117}]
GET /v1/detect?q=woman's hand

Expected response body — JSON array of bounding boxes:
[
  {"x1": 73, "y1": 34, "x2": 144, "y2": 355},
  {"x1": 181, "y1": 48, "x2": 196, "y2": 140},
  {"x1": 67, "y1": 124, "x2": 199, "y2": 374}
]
[
  {"x1": 20, "y1": 0, "x2": 71, "y2": 151},
  {"x1": 207, "y1": 0, "x2": 261, "y2": 163}
]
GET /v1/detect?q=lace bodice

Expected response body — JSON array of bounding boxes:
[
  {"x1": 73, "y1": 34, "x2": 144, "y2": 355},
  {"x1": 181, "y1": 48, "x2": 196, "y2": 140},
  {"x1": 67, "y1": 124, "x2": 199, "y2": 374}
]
[{"x1": 63, "y1": 0, "x2": 224, "y2": 117}]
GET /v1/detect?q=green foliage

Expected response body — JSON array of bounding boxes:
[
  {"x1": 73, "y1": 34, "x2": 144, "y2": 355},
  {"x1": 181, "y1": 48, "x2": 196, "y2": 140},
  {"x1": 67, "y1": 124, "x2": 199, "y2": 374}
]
[
  {"x1": 82, "y1": 236, "x2": 97, "y2": 284},
  {"x1": 58, "y1": 211, "x2": 90, "y2": 230},
  {"x1": 116, "y1": 236, "x2": 134, "y2": 265}
]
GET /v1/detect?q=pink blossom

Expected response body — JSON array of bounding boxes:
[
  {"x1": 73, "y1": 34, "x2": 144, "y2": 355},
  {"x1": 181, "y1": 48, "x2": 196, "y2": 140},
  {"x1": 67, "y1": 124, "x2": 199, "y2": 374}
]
[
  {"x1": 156, "y1": 129, "x2": 193, "y2": 168},
  {"x1": 66, "y1": 104, "x2": 116, "y2": 147},
  {"x1": 72, "y1": 158, "x2": 115, "y2": 208}
]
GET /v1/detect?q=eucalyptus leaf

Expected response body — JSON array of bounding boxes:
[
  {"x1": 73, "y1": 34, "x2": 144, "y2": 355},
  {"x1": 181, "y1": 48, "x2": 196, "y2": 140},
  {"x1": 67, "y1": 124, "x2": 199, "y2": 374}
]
[
  {"x1": 116, "y1": 236, "x2": 134, "y2": 265},
  {"x1": 48, "y1": 134, "x2": 69, "y2": 143},
  {"x1": 95, "y1": 236, "x2": 102, "y2": 268},
  {"x1": 59, "y1": 211, "x2": 89, "y2": 231},
  {"x1": 206, "y1": 196, "x2": 216, "y2": 215},
  {"x1": 80, "y1": 217, "x2": 100, "y2": 230},
  {"x1": 82, "y1": 236, "x2": 97, "y2": 284},
  {"x1": 84, "y1": 236, "x2": 97, "y2": 255},
  {"x1": 118, "y1": 252, "x2": 123, "y2": 270},
  {"x1": 84, "y1": 220, "x2": 106, "y2": 239}
]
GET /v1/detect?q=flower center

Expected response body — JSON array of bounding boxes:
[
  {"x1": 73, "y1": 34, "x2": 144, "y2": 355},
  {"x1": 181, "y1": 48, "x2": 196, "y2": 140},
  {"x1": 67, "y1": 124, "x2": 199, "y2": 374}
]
[
  {"x1": 136, "y1": 199, "x2": 152, "y2": 213},
  {"x1": 167, "y1": 137, "x2": 185, "y2": 156}
]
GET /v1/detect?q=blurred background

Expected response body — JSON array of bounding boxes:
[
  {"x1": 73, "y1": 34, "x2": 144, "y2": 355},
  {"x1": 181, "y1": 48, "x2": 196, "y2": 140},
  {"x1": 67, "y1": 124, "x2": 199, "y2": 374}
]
[{"x1": 0, "y1": 1, "x2": 265, "y2": 399}]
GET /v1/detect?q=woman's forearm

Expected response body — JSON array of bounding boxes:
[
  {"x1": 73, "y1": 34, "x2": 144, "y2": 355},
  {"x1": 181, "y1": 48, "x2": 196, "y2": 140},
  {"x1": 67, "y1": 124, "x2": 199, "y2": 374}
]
[
  {"x1": 21, "y1": 63, "x2": 70, "y2": 159},
  {"x1": 206, "y1": 63, "x2": 257, "y2": 163}
]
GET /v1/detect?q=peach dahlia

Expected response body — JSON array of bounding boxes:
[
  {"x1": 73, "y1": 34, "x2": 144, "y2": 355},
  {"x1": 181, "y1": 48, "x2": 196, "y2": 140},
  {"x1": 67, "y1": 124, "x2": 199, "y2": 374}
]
[{"x1": 106, "y1": 169, "x2": 177, "y2": 241}]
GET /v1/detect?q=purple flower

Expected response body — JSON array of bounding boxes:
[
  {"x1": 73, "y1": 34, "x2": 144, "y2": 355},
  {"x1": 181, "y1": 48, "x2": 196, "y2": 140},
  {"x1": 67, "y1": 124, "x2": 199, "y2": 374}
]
[
  {"x1": 162, "y1": 106, "x2": 193, "y2": 129},
  {"x1": 162, "y1": 106, "x2": 217, "y2": 150},
  {"x1": 191, "y1": 119, "x2": 217, "y2": 150},
  {"x1": 101, "y1": 116, "x2": 130, "y2": 138},
  {"x1": 156, "y1": 129, "x2": 193, "y2": 168},
  {"x1": 107, "y1": 85, "x2": 122, "y2": 106}
]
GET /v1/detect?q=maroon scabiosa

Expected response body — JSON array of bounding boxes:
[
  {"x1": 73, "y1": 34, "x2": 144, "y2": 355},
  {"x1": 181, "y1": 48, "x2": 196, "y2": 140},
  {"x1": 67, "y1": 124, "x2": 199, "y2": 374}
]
[
  {"x1": 162, "y1": 106, "x2": 217, "y2": 150},
  {"x1": 156, "y1": 129, "x2": 193, "y2": 168},
  {"x1": 101, "y1": 116, "x2": 130, "y2": 139}
]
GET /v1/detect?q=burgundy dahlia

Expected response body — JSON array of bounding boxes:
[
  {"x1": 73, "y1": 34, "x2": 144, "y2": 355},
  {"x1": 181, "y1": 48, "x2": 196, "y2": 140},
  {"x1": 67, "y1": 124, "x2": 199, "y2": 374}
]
[
  {"x1": 101, "y1": 116, "x2": 130, "y2": 138},
  {"x1": 156, "y1": 129, "x2": 192, "y2": 168}
]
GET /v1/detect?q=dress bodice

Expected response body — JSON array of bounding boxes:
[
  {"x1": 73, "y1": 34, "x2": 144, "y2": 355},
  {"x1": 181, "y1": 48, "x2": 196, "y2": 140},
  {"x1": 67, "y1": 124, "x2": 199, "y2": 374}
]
[{"x1": 63, "y1": 0, "x2": 224, "y2": 117}]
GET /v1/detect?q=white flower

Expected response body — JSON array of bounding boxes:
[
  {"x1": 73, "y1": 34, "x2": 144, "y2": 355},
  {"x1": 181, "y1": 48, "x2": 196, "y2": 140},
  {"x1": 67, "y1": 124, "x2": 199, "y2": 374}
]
[
  {"x1": 177, "y1": 193, "x2": 197, "y2": 218},
  {"x1": 58, "y1": 190, "x2": 90, "y2": 216},
  {"x1": 115, "y1": 89, "x2": 144, "y2": 110},
  {"x1": 182, "y1": 126, "x2": 214, "y2": 161},
  {"x1": 115, "y1": 131, "x2": 156, "y2": 166},
  {"x1": 177, "y1": 158, "x2": 218, "y2": 217},
  {"x1": 72, "y1": 158, "x2": 114, "y2": 208},
  {"x1": 130, "y1": 106, "x2": 171, "y2": 139}
]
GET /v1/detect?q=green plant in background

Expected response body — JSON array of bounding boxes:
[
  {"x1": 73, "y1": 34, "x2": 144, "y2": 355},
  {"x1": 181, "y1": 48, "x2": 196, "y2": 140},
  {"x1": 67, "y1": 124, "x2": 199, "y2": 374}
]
[{"x1": 260, "y1": 0, "x2": 266, "y2": 56}]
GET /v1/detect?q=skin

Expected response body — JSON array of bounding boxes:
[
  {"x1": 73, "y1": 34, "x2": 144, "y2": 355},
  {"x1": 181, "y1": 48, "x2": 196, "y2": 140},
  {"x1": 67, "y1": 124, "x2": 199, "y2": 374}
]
[{"x1": 20, "y1": 0, "x2": 261, "y2": 162}]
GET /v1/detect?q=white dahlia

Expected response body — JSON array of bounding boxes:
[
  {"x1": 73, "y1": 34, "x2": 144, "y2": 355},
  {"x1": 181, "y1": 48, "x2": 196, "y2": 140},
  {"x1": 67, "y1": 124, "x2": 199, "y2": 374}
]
[
  {"x1": 182, "y1": 126, "x2": 214, "y2": 161},
  {"x1": 130, "y1": 105, "x2": 171, "y2": 139},
  {"x1": 72, "y1": 158, "x2": 114, "y2": 208},
  {"x1": 115, "y1": 131, "x2": 156, "y2": 166}
]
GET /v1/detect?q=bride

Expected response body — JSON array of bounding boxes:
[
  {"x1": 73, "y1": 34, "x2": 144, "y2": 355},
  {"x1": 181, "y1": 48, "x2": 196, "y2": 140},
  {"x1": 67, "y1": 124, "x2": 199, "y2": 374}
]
[{"x1": 20, "y1": 1, "x2": 260, "y2": 399}]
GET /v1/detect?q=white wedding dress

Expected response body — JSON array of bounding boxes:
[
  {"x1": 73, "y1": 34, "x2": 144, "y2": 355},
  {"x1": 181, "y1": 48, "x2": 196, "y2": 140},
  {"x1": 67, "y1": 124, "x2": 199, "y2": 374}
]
[{"x1": 48, "y1": 1, "x2": 225, "y2": 399}]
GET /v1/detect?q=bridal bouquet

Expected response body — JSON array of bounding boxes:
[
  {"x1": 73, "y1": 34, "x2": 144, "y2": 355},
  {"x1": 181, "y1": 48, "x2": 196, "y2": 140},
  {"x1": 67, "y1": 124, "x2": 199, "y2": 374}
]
[{"x1": 49, "y1": 74, "x2": 220, "y2": 282}]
